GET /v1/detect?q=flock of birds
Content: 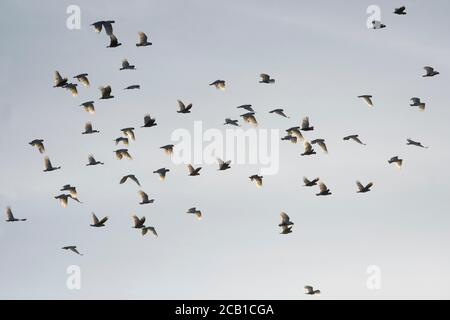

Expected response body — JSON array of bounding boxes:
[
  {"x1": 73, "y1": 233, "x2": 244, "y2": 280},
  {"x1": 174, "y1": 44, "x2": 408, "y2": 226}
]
[{"x1": 5, "y1": 5, "x2": 438, "y2": 296}]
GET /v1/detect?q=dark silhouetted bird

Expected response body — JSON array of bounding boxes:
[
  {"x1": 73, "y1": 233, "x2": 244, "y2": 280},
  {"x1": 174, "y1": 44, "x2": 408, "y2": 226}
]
[
  {"x1": 114, "y1": 137, "x2": 129, "y2": 146},
  {"x1": 224, "y1": 118, "x2": 239, "y2": 126},
  {"x1": 53, "y1": 71, "x2": 68, "y2": 88},
  {"x1": 280, "y1": 225, "x2": 292, "y2": 234},
  {"x1": 249, "y1": 175, "x2": 263, "y2": 187},
  {"x1": 107, "y1": 34, "x2": 121, "y2": 48},
  {"x1": 410, "y1": 97, "x2": 426, "y2": 111},
  {"x1": 5, "y1": 207, "x2": 26, "y2": 222},
  {"x1": 279, "y1": 212, "x2": 293, "y2": 227},
  {"x1": 217, "y1": 158, "x2": 231, "y2": 171},
  {"x1": 124, "y1": 85, "x2": 140, "y2": 90},
  {"x1": 281, "y1": 135, "x2": 297, "y2": 144},
  {"x1": 86, "y1": 155, "x2": 104, "y2": 166},
  {"x1": 141, "y1": 115, "x2": 157, "y2": 128},
  {"x1": 90, "y1": 213, "x2": 108, "y2": 227},
  {"x1": 160, "y1": 144, "x2": 174, "y2": 156},
  {"x1": 138, "y1": 191, "x2": 154, "y2": 204},
  {"x1": 91, "y1": 20, "x2": 115, "y2": 35},
  {"x1": 269, "y1": 108, "x2": 289, "y2": 118},
  {"x1": 358, "y1": 95, "x2": 373, "y2": 107},
  {"x1": 301, "y1": 141, "x2": 316, "y2": 156},
  {"x1": 259, "y1": 73, "x2": 275, "y2": 83},
  {"x1": 142, "y1": 226, "x2": 158, "y2": 237},
  {"x1": 300, "y1": 117, "x2": 314, "y2": 131},
  {"x1": 187, "y1": 207, "x2": 202, "y2": 220},
  {"x1": 343, "y1": 135, "x2": 366, "y2": 145},
  {"x1": 177, "y1": 100, "x2": 192, "y2": 113},
  {"x1": 423, "y1": 66, "x2": 439, "y2": 77},
  {"x1": 120, "y1": 59, "x2": 135, "y2": 70},
  {"x1": 406, "y1": 138, "x2": 428, "y2": 148},
  {"x1": 237, "y1": 104, "x2": 254, "y2": 112},
  {"x1": 62, "y1": 246, "x2": 83, "y2": 256},
  {"x1": 82, "y1": 122, "x2": 99, "y2": 134},
  {"x1": 304, "y1": 286, "x2": 321, "y2": 295},
  {"x1": 120, "y1": 174, "x2": 141, "y2": 187},
  {"x1": 99, "y1": 86, "x2": 114, "y2": 99},
  {"x1": 394, "y1": 6, "x2": 406, "y2": 15},
  {"x1": 388, "y1": 156, "x2": 403, "y2": 168},
  {"x1": 372, "y1": 20, "x2": 386, "y2": 29},
  {"x1": 356, "y1": 181, "x2": 373, "y2": 193},
  {"x1": 187, "y1": 164, "x2": 202, "y2": 176},
  {"x1": 131, "y1": 214, "x2": 146, "y2": 229},
  {"x1": 303, "y1": 177, "x2": 319, "y2": 187}
]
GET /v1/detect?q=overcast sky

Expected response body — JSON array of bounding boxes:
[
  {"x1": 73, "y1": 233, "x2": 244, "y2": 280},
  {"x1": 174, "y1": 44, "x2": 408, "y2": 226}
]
[{"x1": 1, "y1": 0, "x2": 450, "y2": 299}]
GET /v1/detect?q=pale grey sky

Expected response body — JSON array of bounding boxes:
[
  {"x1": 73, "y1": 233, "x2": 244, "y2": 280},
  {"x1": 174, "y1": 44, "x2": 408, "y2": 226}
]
[{"x1": 1, "y1": 0, "x2": 450, "y2": 299}]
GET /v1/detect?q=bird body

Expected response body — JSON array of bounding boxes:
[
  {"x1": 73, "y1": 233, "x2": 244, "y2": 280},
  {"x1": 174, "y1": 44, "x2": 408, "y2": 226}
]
[
  {"x1": 259, "y1": 73, "x2": 275, "y2": 83},
  {"x1": 394, "y1": 6, "x2": 406, "y2": 15},
  {"x1": 269, "y1": 108, "x2": 289, "y2": 118},
  {"x1": 237, "y1": 104, "x2": 254, "y2": 112},
  {"x1": 86, "y1": 155, "x2": 104, "y2": 166},
  {"x1": 388, "y1": 156, "x2": 403, "y2": 168},
  {"x1": 406, "y1": 139, "x2": 428, "y2": 148},
  {"x1": 187, "y1": 207, "x2": 202, "y2": 220},
  {"x1": 410, "y1": 97, "x2": 426, "y2": 111},
  {"x1": 316, "y1": 182, "x2": 331, "y2": 196},
  {"x1": 120, "y1": 59, "x2": 136, "y2": 70},
  {"x1": 240, "y1": 112, "x2": 258, "y2": 127},
  {"x1": 209, "y1": 80, "x2": 226, "y2": 90},
  {"x1": 124, "y1": 85, "x2": 140, "y2": 90},
  {"x1": 372, "y1": 20, "x2": 386, "y2": 29},
  {"x1": 286, "y1": 127, "x2": 304, "y2": 142},
  {"x1": 224, "y1": 118, "x2": 239, "y2": 126}
]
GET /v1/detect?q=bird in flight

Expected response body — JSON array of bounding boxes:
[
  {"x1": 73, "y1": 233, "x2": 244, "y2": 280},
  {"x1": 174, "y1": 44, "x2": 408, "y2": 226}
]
[
  {"x1": 358, "y1": 95, "x2": 373, "y2": 107},
  {"x1": 240, "y1": 112, "x2": 258, "y2": 127},
  {"x1": 63, "y1": 83, "x2": 78, "y2": 97},
  {"x1": 187, "y1": 164, "x2": 202, "y2": 176},
  {"x1": 343, "y1": 135, "x2": 366, "y2": 145},
  {"x1": 114, "y1": 137, "x2": 129, "y2": 146},
  {"x1": 423, "y1": 66, "x2": 439, "y2": 77},
  {"x1": 160, "y1": 144, "x2": 174, "y2": 156},
  {"x1": 82, "y1": 122, "x2": 100, "y2": 134},
  {"x1": 280, "y1": 225, "x2": 292, "y2": 234},
  {"x1": 279, "y1": 212, "x2": 294, "y2": 228},
  {"x1": 237, "y1": 104, "x2": 254, "y2": 112},
  {"x1": 177, "y1": 100, "x2": 193, "y2": 113},
  {"x1": 316, "y1": 182, "x2": 332, "y2": 196},
  {"x1": 311, "y1": 139, "x2": 328, "y2": 154},
  {"x1": 5, "y1": 207, "x2": 27, "y2": 222},
  {"x1": 80, "y1": 101, "x2": 95, "y2": 114},
  {"x1": 43, "y1": 156, "x2": 61, "y2": 172},
  {"x1": 107, "y1": 34, "x2": 121, "y2": 48},
  {"x1": 141, "y1": 115, "x2": 157, "y2": 128},
  {"x1": 259, "y1": 73, "x2": 275, "y2": 84},
  {"x1": 209, "y1": 80, "x2": 226, "y2": 90},
  {"x1": 55, "y1": 194, "x2": 81, "y2": 208},
  {"x1": 91, "y1": 20, "x2": 115, "y2": 35},
  {"x1": 249, "y1": 175, "x2": 263, "y2": 187},
  {"x1": 62, "y1": 246, "x2": 83, "y2": 256},
  {"x1": 393, "y1": 6, "x2": 407, "y2": 15},
  {"x1": 356, "y1": 181, "x2": 373, "y2": 193},
  {"x1": 120, "y1": 174, "x2": 141, "y2": 187},
  {"x1": 372, "y1": 20, "x2": 386, "y2": 29},
  {"x1": 286, "y1": 127, "x2": 304, "y2": 142},
  {"x1": 224, "y1": 118, "x2": 239, "y2": 126},
  {"x1": 142, "y1": 226, "x2": 158, "y2": 237},
  {"x1": 136, "y1": 32, "x2": 152, "y2": 46},
  {"x1": 154, "y1": 168, "x2": 170, "y2": 180},
  {"x1": 269, "y1": 108, "x2": 289, "y2": 118},
  {"x1": 410, "y1": 97, "x2": 426, "y2": 111},
  {"x1": 304, "y1": 286, "x2": 321, "y2": 295},
  {"x1": 406, "y1": 139, "x2": 428, "y2": 148},
  {"x1": 53, "y1": 71, "x2": 68, "y2": 88},
  {"x1": 301, "y1": 141, "x2": 316, "y2": 156},
  {"x1": 281, "y1": 135, "x2": 297, "y2": 144},
  {"x1": 86, "y1": 155, "x2": 104, "y2": 166},
  {"x1": 300, "y1": 117, "x2": 314, "y2": 131},
  {"x1": 99, "y1": 86, "x2": 114, "y2": 99},
  {"x1": 90, "y1": 213, "x2": 108, "y2": 227},
  {"x1": 120, "y1": 59, "x2": 136, "y2": 70},
  {"x1": 124, "y1": 85, "x2": 140, "y2": 90},
  {"x1": 138, "y1": 191, "x2": 154, "y2": 205},
  {"x1": 131, "y1": 214, "x2": 146, "y2": 229},
  {"x1": 388, "y1": 156, "x2": 403, "y2": 168},
  {"x1": 217, "y1": 158, "x2": 231, "y2": 171},
  {"x1": 29, "y1": 139, "x2": 45, "y2": 154},
  {"x1": 114, "y1": 149, "x2": 133, "y2": 160},
  {"x1": 73, "y1": 73, "x2": 90, "y2": 87},
  {"x1": 60, "y1": 185, "x2": 79, "y2": 200},
  {"x1": 187, "y1": 207, "x2": 202, "y2": 220},
  {"x1": 121, "y1": 128, "x2": 136, "y2": 141},
  {"x1": 303, "y1": 177, "x2": 319, "y2": 187}
]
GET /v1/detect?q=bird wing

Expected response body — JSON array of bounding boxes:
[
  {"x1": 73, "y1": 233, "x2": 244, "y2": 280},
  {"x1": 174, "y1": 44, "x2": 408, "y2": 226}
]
[
  {"x1": 187, "y1": 164, "x2": 195, "y2": 174},
  {"x1": 319, "y1": 182, "x2": 327, "y2": 192},
  {"x1": 109, "y1": 34, "x2": 119, "y2": 46},
  {"x1": 85, "y1": 122, "x2": 93, "y2": 132},
  {"x1": 301, "y1": 117, "x2": 309, "y2": 129},
  {"x1": 303, "y1": 177, "x2": 310, "y2": 184},
  {"x1": 139, "y1": 191, "x2": 149, "y2": 202},
  {"x1": 304, "y1": 141, "x2": 313, "y2": 153},
  {"x1": 138, "y1": 32, "x2": 148, "y2": 44},
  {"x1": 356, "y1": 181, "x2": 364, "y2": 191},
  {"x1": 92, "y1": 213, "x2": 99, "y2": 224},
  {"x1": 103, "y1": 22, "x2": 114, "y2": 36},
  {"x1": 366, "y1": 182, "x2": 373, "y2": 189},
  {"x1": 260, "y1": 73, "x2": 270, "y2": 81},
  {"x1": 130, "y1": 175, "x2": 141, "y2": 186},
  {"x1": 304, "y1": 286, "x2": 314, "y2": 294},
  {"x1": 280, "y1": 212, "x2": 290, "y2": 224},
  {"x1": 54, "y1": 71, "x2": 64, "y2": 85},
  {"x1": 6, "y1": 207, "x2": 13, "y2": 220},
  {"x1": 92, "y1": 21, "x2": 103, "y2": 33},
  {"x1": 44, "y1": 157, "x2": 52, "y2": 170},
  {"x1": 177, "y1": 100, "x2": 186, "y2": 111},
  {"x1": 424, "y1": 66, "x2": 434, "y2": 74},
  {"x1": 99, "y1": 216, "x2": 108, "y2": 224},
  {"x1": 317, "y1": 141, "x2": 328, "y2": 153},
  {"x1": 88, "y1": 155, "x2": 96, "y2": 164}
]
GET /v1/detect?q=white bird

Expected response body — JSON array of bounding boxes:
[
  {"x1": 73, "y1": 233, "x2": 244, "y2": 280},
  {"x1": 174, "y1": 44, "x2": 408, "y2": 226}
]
[
  {"x1": 388, "y1": 156, "x2": 403, "y2": 168},
  {"x1": 160, "y1": 144, "x2": 174, "y2": 156},
  {"x1": 286, "y1": 127, "x2": 304, "y2": 142},
  {"x1": 311, "y1": 139, "x2": 328, "y2": 154},
  {"x1": 300, "y1": 117, "x2": 314, "y2": 131},
  {"x1": 240, "y1": 112, "x2": 258, "y2": 127},
  {"x1": 55, "y1": 194, "x2": 81, "y2": 208},
  {"x1": 60, "y1": 185, "x2": 79, "y2": 199},
  {"x1": 5, "y1": 207, "x2": 27, "y2": 222},
  {"x1": 358, "y1": 95, "x2": 373, "y2": 107},
  {"x1": 114, "y1": 149, "x2": 133, "y2": 160},
  {"x1": 187, "y1": 207, "x2": 202, "y2": 220},
  {"x1": 316, "y1": 182, "x2": 332, "y2": 196},
  {"x1": 209, "y1": 80, "x2": 226, "y2": 90},
  {"x1": 303, "y1": 177, "x2": 319, "y2": 187},
  {"x1": 136, "y1": 32, "x2": 152, "y2": 46},
  {"x1": 121, "y1": 127, "x2": 136, "y2": 141},
  {"x1": 301, "y1": 141, "x2": 316, "y2": 156},
  {"x1": 91, "y1": 20, "x2": 115, "y2": 35},
  {"x1": 80, "y1": 101, "x2": 95, "y2": 114},
  {"x1": 64, "y1": 83, "x2": 78, "y2": 97},
  {"x1": 82, "y1": 122, "x2": 99, "y2": 134},
  {"x1": 74, "y1": 73, "x2": 90, "y2": 87}
]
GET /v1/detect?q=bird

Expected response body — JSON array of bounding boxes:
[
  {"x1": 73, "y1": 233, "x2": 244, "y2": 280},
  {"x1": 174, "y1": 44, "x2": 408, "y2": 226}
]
[
  {"x1": 301, "y1": 141, "x2": 316, "y2": 156},
  {"x1": 304, "y1": 286, "x2": 321, "y2": 295},
  {"x1": 316, "y1": 182, "x2": 332, "y2": 196},
  {"x1": 237, "y1": 104, "x2": 254, "y2": 112},
  {"x1": 5, "y1": 207, "x2": 26, "y2": 222},
  {"x1": 120, "y1": 174, "x2": 141, "y2": 187},
  {"x1": 209, "y1": 80, "x2": 225, "y2": 90},
  {"x1": 217, "y1": 158, "x2": 231, "y2": 171},
  {"x1": 73, "y1": 73, "x2": 89, "y2": 87},
  {"x1": 423, "y1": 66, "x2": 439, "y2": 77},
  {"x1": 187, "y1": 164, "x2": 202, "y2": 176},
  {"x1": 300, "y1": 117, "x2": 314, "y2": 131},
  {"x1": 177, "y1": 100, "x2": 193, "y2": 113},
  {"x1": 303, "y1": 177, "x2": 319, "y2": 187},
  {"x1": 62, "y1": 246, "x2": 83, "y2": 256},
  {"x1": 240, "y1": 112, "x2": 258, "y2": 127},
  {"x1": 279, "y1": 212, "x2": 293, "y2": 227},
  {"x1": 153, "y1": 168, "x2": 170, "y2": 180},
  {"x1": 82, "y1": 122, "x2": 99, "y2": 134},
  {"x1": 63, "y1": 83, "x2": 78, "y2": 97},
  {"x1": 124, "y1": 85, "x2": 140, "y2": 90},
  {"x1": 60, "y1": 185, "x2": 78, "y2": 199},
  {"x1": 224, "y1": 118, "x2": 239, "y2": 126},
  {"x1": 136, "y1": 32, "x2": 152, "y2": 46},
  {"x1": 120, "y1": 59, "x2": 136, "y2": 70},
  {"x1": 280, "y1": 225, "x2": 292, "y2": 234},
  {"x1": 281, "y1": 135, "x2": 297, "y2": 144},
  {"x1": 53, "y1": 71, "x2": 68, "y2": 88},
  {"x1": 55, "y1": 194, "x2": 81, "y2": 208},
  {"x1": 142, "y1": 226, "x2": 158, "y2": 237},
  {"x1": 406, "y1": 139, "x2": 428, "y2": 148},
  {"x1": 138, "y1": 191, "x2": 154, "y2": 205},
  {"x1": 114, "y1": 137, "x2": 129, "y2": 146},
  {"x1": 91, "y1": 20, "x2": 115, "y2": 35},
  {"x1": 410, "y1": 97, "x2": 426, "y2": 111},
  {"x1": 80, "y1": 101, "x2": 95, "y2": 114},
  {"x1": 356, "y1": 181, "x2": 373, "y2": 193},
  {"x1": 107, "y1": 34, "x2": 121, "y2": 48},
  {"x1": 187, "y1": 207, "x2": 202, "y2": 220},
  {"x1": 121, "y1": 128, "x2": 136, "y2": 141},
  {"x1": 43, "y1": 156, "x2": 61, "y2": 172},
  {"x1": 269, "y1": 108, "x2": 289, "y2": 118},
  {"x1": 131, "y1": 214, "x2": 146, "y2": 229},
  {"x1": 29, "y1": 139, "x2": 45, "y2": 154},
  {"x1": 90, "y1": 213, "x2": 108, "y2": 227},
  {"x1": 358, "y1": 95, "x2": 373, "y2": 107},
  {"x1": 86, "y1": 155, "x2": 104, "y2": 166},
  {"x1": 114, "y1": 149, "x2": 133, "y2": 160},
  {"x1": 160, "y1": 144, "x2": 174, "y2": 156},
  {"x1": 388, "y1": 156, "x2": 403, "y2": 168},
  {"x1": 372, "y1": 20, "x2": 386, "y2": 29},
  {"x1": 394, "y1": 6, "x2": 406, "y2": 15},
  {"x1": 286, "y1": 127, "x2": 304, "y2": 142},
  {"x1": 141, "y1": 115, "x2": 157, "y2": 128},
  {"x1": 259, "y1": 73, "x2": 275, "y2": 83},
  {"x1": 99, "y1": 86, "x2": 114, "y2": 99},
  {"x1": 343, "y1": 135, "x2": 366, "y2": 145},
  {"x1": 311, "y1": 139, "x2": 328, "y2": 153},
  {"x1": 249, "y1": 175, "x2": 263, "y2": 187}
]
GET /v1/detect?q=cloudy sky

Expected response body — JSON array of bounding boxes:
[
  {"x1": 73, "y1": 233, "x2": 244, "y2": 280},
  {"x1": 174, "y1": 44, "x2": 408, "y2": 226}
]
[{"x1": 1, "y1": 0, "x2": 450, "y2": 299}]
